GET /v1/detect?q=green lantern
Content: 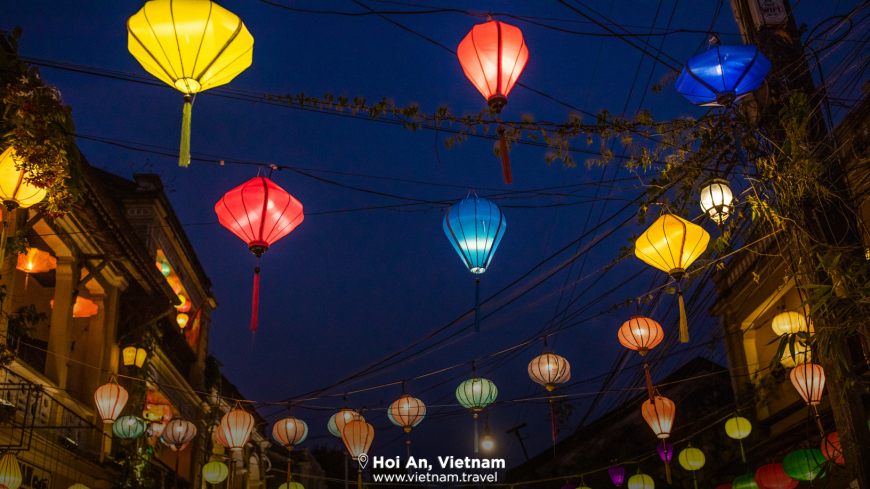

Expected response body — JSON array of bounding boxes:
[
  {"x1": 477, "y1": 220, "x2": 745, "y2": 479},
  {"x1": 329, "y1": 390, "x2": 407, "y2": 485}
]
[
  {"x1": 455, "y1": 378, "x2": 497, "y2": 410},
  {"x1": 112, "y1": 416, "x2": 146, "y2": 439},
  {"x1": 732, "y1": 474, "x2": 758, "y2": 489},
  {"x1": 783, "y1": 449, "x2": 826, "y2": 481}
]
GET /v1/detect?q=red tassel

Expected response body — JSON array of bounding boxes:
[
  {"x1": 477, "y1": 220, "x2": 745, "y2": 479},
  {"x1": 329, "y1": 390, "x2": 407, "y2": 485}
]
[
  {"x1": 251, "y1": 266, "x2": 260, "y2": 332},
  {"x1": 498, "y1": 126, "x2": 513, "y2": 184},
  {"x1": 550, "y1": 399, "x2": 557, "y2": 456}
]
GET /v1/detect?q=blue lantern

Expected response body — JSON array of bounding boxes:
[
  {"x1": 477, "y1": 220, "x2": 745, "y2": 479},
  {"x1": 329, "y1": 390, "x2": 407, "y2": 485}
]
[
  {"x1": 443, "y1": 196, "x2": 506, "y2": 332},
  {"x1": 675, "y1": 44, "x2": 771, "y2": 107}
]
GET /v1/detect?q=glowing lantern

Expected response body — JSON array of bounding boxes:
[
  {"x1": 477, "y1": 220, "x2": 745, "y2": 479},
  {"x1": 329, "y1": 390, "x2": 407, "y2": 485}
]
[
  {"x1": 156, "y1": 261, "x2": 171, "y2": 277},
  {"x1": 608, "y1": 467, "x2": 625, "y2": 487},
  {"x1": 456, "y1": 378, "x2": 498, "y2": 411},
  {"x1": 113, "y1": 416, "x2": 146, "y2": 439},
  {"x1": 16, "y1": 249, "x2": 56, "y2": 274},
  {"x1": 215, "y1": 176, "x2": 304, "y2": 332},
  {"x1": 176, "y1": 294, "x2": 191, "y2": 313},
  {"x1": 820, "y1": 432, "x2": 843, "y2": 464},
  {"x1": 279, "y1": 483, "x2": 304, "y2": 489},
  {"x1": 675, "y1": 44, "x2": 771, "y2": 107},
  {"x1": 627, "y1": 473, "x2": 654, "y2": 489},
  {"x1": 122, "y1": 346, "x2": 148, "y2": 368},
  {"x1": 678, "y1": 444, "x2": 705, "y2": 489},
  {"x1": 273, "y1": 416, "x2": 308, "y2": 449},
  {"x1": 220, "y1": 406, "x2": 254, "y2": 450},
  {"x1": 457, "y1": 20, "x2": 529, "y2": 183},
  {"x1": 212, "y1": 423, "x2": 228, "y2": 447},
  {"x1": 0, "y1": 147, "x2": 47, "y2": 210},
  {"x1": 699, "y1": 179, "x2": 733, "y2": 225},
  {"x1": 202, "y1": 461, "x2": 229, "y2": 484},
  {"x1": 782, "y1": 449, "x2": 826, "y2": 481},
  {"x1": 481, "y1": 427, "x2": 494, "y2": 450},
  {"x1": 389, "y1": 395, "x2": 426, "y2": 432},
  {"x1": 755, "y1": 464, "x2": 797, "y2": 489},
  {"x1": 733, "y1": 474, "x2": 759, "y2": 489},
  {"x1": 725, "y1": 415, "x2": 751, "y2": 463},
  {"x1": 341, "y1": 420, "x2": 374, "y2": 460},
  {"x1": 790, "y1": 363, "x2": 825, "y2": 405},
  {"x1": 162, "y1": 419, "x2": 197, "y2": 450},
  {"x1": 127, "y1": 0, "x2": 254, "y2": 167},
  {"x1": 635, "y1": 214, "x2": 709, "y2": 342},
  {"x1": 51, "y1": 297, "x2": 99, "y2": 318},
  {"x1": 94, "y1": 378, "x2": 128, "y2": 423},
  {"x1": 771, "y1": 312, "x2": 809, "y2": 336},
  {"x1": 618, "y1": 316, "x2": 664, "y2": 356},
  {"x1": 149, "y1": 422, "x2": 166, "y2": 437},
  {"x1": 328, "y1": 409, "x2": 364, "y2": 438},
  {"x1": 657, "y1": 442, "x2": 674, "y2": 462},
  {"x1": 443, "y1": 196, "x2": 506, "y2": 332},
  {"x1": 528, "y1": 352, "x2": 571, "y2": 391},
  {"x1": 641, "y1": 396, "x2": 675, "y2": 438},
  {"x1": 176, "y1": 313, "x2": 189, "y2": 329},
  {"x1": 0, "y1": 453, "x2": 22, "y2": 489}
]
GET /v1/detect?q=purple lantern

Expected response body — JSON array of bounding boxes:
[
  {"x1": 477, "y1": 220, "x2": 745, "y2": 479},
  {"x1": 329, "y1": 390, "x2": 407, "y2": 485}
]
[
  {"x1": 657, "y1": 442, "x2": 674, "y2": 462},
  {"x1": 609, "y1": 466, "x2": 625, "y2": 487},
  {"x1": 562, "y1": 484, "x2": 576, "y2": 489}
]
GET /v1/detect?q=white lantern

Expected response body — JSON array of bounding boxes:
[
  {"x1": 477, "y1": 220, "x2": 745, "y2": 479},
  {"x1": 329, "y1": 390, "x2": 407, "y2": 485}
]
[{"x1": 699, "y1": 178, "x2": 733, "y2": 224}]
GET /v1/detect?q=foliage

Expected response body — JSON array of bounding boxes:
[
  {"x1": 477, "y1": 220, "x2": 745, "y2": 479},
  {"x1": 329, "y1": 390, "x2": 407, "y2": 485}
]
[{"x1": 0, "y1": 28, "x2": 83, "y2": 215}]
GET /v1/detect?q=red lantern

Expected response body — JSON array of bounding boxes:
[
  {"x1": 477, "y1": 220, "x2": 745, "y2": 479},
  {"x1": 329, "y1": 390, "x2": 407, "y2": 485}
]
[
  {"x1": 219, "y1": 405, "x2": 254, "y2": 451},
  {"x1": 789, "y1": 363, "x2": 825, "y2": 405},
  {"x1": 641, "y1": 395, "x2": 675, "y2": 438},
  {"x1": 820, "y1": 432, "x2": 844, "y2": 464},
  {"x1": 457, "y1": 20, "x2": 529, "y2": 184},
  {"x1": 215, "y1": 176, "x2": 304, "y2": 331},
  {"x1": 755, "y1": 464, "x2": 797, "y2": 489}
]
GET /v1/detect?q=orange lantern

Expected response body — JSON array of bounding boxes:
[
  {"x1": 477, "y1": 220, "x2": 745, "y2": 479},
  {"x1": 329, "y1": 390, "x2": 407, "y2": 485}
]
[
  {"x1": 213, "y1": 422, "x2": 229, "y2": 447},
  {"x1": 176, "y1": 313, "x2": 189, "y2": 329},
  {"x1": 16, "y1": 249, "x2": 56, "y2": 274},
  {"x1": 618, "y1": 316, "x2": 664, "y2": 356},
  {"x1": 820, "y1": 432, "x2": 843, "y2": 464},
  {"x1": 389, "y1": 395, "x2": 426, "y2": 432},
  {"x1": 94, "y1": 377, "x2": 129, "y2": 423},
  {"x1": 176, "y1": 294, "x2": 191, "y2": 313},
  {"x1": 789, "y1": 363, "x2": 825, "y2": 405},
  {"x1": 641, "y1": 395, "x2": 675, "y2": 439},
  {"x1": 219, "y1": 405, "x2": 254, "y2": 451},
  {"x1": 272, "y1": 416, "x2": 308, "y2": 450},
  {"x1": 457, "y1": 20, "x2": 529, "y2": 184},
  {"x1": 341, "y1": 419, "x2": 374, "y2": 460},
  {"x1": 51, "y1": 297, "x2": 99, "y2": 318}
]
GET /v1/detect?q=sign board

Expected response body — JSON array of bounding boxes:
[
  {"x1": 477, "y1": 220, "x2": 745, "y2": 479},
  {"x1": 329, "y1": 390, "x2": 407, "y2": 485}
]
[
  {"x1": 18, "y1": 460, "x2": 51, "y2": 489},
  {"x1": 749, "y1": 0, "x2": 788, "y2": 28}
]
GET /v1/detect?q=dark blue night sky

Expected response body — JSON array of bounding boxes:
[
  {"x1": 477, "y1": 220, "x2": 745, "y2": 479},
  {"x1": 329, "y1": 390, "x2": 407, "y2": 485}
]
[{"x1": 4, "y1": 0, "x2": 854, "y2": 471}]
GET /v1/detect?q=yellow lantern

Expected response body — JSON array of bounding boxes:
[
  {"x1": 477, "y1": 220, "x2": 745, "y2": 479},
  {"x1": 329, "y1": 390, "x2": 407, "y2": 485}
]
[
  {"x1": 635, "y1": 214, "x2": 710, "y2": 343},
  {"x1": 0, "y1": 452, "x2": 22, "y2": 489},
  {"x1": 678, "y1": 444, "x2": 705, "y2": 489},
  {"x1": 279, "y1": 483, "x2": 304, "y2": 489},
  {"x1": 771, "y1": 311, "x2": 810, "y2": 336},
  {"x1": 725, "y1": 415, "x2": 751, "y2": 463},
  {"x1": 780, "y1": 342, "x2": 811, "y2": 368},
  {"x1": 68, "y1": 484, "x2": 90, "y2": 489},
  {"x1": 177, "y1": 313, "x2": 189, "y2": 329},
  {"x1": 94, "y1": 377, "x2": 129, "y2": 423},
  {"x1": 0, "y1": 147, "x2": 47, "y2": 210},
  {"x1": 202, "y1": 461, "x2": 229, "y2": 484},
  {"x1": 627, "y1": 473, "x2": 654, "y2": 489},
  {"x1": 127, "y1": 0, "x2": 254, "y2": 167},
  {"x1": 527, "y1": 352, "x2": 571, "y2": 391},
  {"x1": 16, "y1": 248, "x2": 56, "y2": 274}
]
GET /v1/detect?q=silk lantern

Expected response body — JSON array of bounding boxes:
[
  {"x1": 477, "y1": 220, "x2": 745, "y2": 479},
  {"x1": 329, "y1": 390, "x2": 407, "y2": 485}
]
[
  {"x1": 675, "y1": 44, "x2": 771, "y2": 107},
  {"x1": 389, "y1": 395, "x2": 426, "y2": 432},
  {"x1": 16, "y1": 249, "x2": 56, "y2": 274},
  {"x1": 220, "y1": 405, "x2": 254, "y2": 450},
  {"x1": 733, "y1": 474, "x2": 759, "y2": 489},
  {"x1": 328, "y1": 409, "x2": 364, "y2": 438},
  {"x1": 0, "y1": 147, "x2": 47, "y2": 211},
  {"x1": 122, "y1": 346, "x2": 147, "y2": 368},
  {"x1": 609, "y1": 467, "x2": 625, "y2": 487},
  {"x1": 51, "y1": 297, "x2": 99, "y2": 318},
  {"x1": 771, "y1": 311, "x2": 810, "y2": 336},
  {"x1": 725, "y1": 415, "x2": 752, "y2": 463},
  {"x1": 782, "y1": 449, "x2": 826, "y2": 481},
  {"x1": 202, "y1": 461, "x2": 229, "y2": 484},
  {"x1": 657, "y1": 442, "x2": 674, "y2": 484},
  {"x1": 156, "y1": 261, "x2": 171, "y2": 277},
  {"x1": 641, "y1": 396, "x2": 675, "y2": 439},
  {"x1": 618, "y1": 316, "x2": 664, "y2": 356},
  {"x1": 820, "y1": 431, "x2": 843, "y2": 464},
  {"x1": 790, "y1": 363, "x2": 825, "y2": 405},
  {"x1": 699, "y1": 178, "x2": 733, "y2": 225},
  {"x1": 627, "y1": 473, "x2": 654, "y2": 489},
  {"x1": 528, "y1": 352, "x2": 571, "y2": 391},
  {"x1": 443, "y1": 196, "x2": 506, "y2": 332},
  {"x1": 755, "y1": 464, "x2": 797, "y2": 489},
  {"x1": 113, "y1": 416, "x2": 147, "y2": 439},
  {"x1": 457, "y1": 20, "x2": 529, "y2": 183},
  {"x1": 635, "y1": 214, "x2": 710, "y2": 342},
  {"x1": 341, "y1": 420, "x2": 374, "y2": 460},
  {"x1": 273, "y1": 416, "x2": 308, "y2": 449},
  {"x1": 176, "y1": 313, "x2": 189, "y2": 329},
  {"x1": 163, "y1": 419, "x2": 197, "y2": 450},
  {"x1": 457, "y1": 377, "x2": 497, "y2": 454},
  {"x1": 0, "y1": 453, "x2": 22, "y2": 489},
  {"x1": 94, "y1": 377, "x2": 128, "y2": 423},
  {"x1": 678, "y1": 444, "x2": 705, "y2": 489},
  {"x1": 216, "y1": 176, "x2": 304, "y2": 332},
  {"x1": 127, "y1": 0, "x2": 254, "y2": 167}
]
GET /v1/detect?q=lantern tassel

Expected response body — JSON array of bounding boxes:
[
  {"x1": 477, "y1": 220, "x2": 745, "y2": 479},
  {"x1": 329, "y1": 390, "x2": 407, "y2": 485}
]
[
  {"x1": 180, "y1": 95, "x2": 192, "y2": 168},
  {"x1": 550, "y1": 398, "x2": 557, "y2": 457},
  {"x1": 475, "y1": 278, "x2": 481, "y2": 333},
  {"x1": 693, "y1": 473, "x2": 698, "y2": 489},
  {"x1": 739, "y1": 439, "x2": 746, "y2": 463},
  {"x1": 474, "y1": 413, "x2": 479, "y2": 454},
  {"x1": 251, "y1": 266, "x2": 260, "y2": 332},
  {"x1": 665, "y1": 460, "x2": 672, "y2": 485},
  {"x1": 497, "y1": 125, "x2": 513, "y2": 184},
  {"x1": 678, "y1": 289, "x2": 689, "y2": 343},
  {"x1": 644, "y1": 364, "x2": 655, "y2": 402}
]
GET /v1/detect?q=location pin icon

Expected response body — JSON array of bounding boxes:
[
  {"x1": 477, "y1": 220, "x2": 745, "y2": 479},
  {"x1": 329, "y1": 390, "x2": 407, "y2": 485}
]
[{"x1": 358, "y1": 453, "x2": 369, "y2": 470}]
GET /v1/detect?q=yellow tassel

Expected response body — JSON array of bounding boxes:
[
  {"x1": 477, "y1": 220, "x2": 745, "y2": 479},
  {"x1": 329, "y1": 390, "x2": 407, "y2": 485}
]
[
  {"x1": 740, "y1": 440, "x2": 746, "y2": 463},
  {"x1": 665, "y1": 461, "x2": 672, "y2": 485},
  {"x1": 179, "y1": 95, "x2": 192, "y2": 167},
  {"x1": 679, "y1": 292, "x2": 689, "y2": 343}
]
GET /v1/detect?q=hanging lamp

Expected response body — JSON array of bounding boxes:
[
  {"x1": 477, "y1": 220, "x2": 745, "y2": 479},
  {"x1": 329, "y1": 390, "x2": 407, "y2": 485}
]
[
  {"x1": 627, "y1": 472, "x2": 654, "y2": 489},
  {"x1": 113, "y1": 416, "x2": 147, "y2": 439},
  {"x1": 328, "y1": 409, "x2": 364, "y2": 438},
  {"x1": 0, "y1": 147, "x2": 48, "y2": 211},
  {"x1": 618, "y1": 316, "x2": 664, "y2": 357},
  {"x1": 457, "y1": 19, "x2": 529, "y2": 183},
  {"x1": 481, "y1": 412, "x2": 494, "y2": 451},
  {"x1": 0, "y1": 453, "x2": 22, "y2": 489},
  {"x1": 675, "y1": 44, "x2": 771, "y2": 107},
  {"x1": 771, "y1": 311, "x2": 810, "y2": 336},
  {"x1": 127, "y1": 0, "x2": 254, "y2": 167},
  {"x1": 656, "y1": 441, "x2": 674, "y2": 484},
  {"x1": 341, "y1": 419, "x2": 374, "y2": 459},
  {"x1": 16, "y1": 248, "x2": 56, "y2": 274},
  {"x1": 755, "y1": 464, "x2": 797, "y2": 489},
  {"x1": 220, "y1": 404, "x2": 254, "y2": 450},
  {"x1": 94, "y1": 376, "x2": 128, "y2": 423},
  {"x1": 782, "y1": 449, "x2": 826, "y2": 481},
  {"x1": 635, "y1": 214, "x2": 710, "y2": 342},
  {"x1": 202, "y1": 461, "x2": 229, "y2": 485},
  {"x1": 724, "y1": 415, "x2": 751, "y2": 463},
  {"x1": 608, "y1": 467, "x2": 625, "y2": 488},
  {"x1": 456, "y1": 376, "x2": 497, "y2": 454},
  {"x1": 273, "y1": 416, "x2": 308, "y2": 449},
  {"x1": 678, "y1": 444, "x2": 705, "y2": 489},
  {"x1": 162, "y1": 419, "x2": 197, "y2": 451},
  {"x1": 733, "y1": 474, "x2": 759, "y2": 489},
  {"x1": 527, "y1": 352, "x2": 571, "y2": 391},
  {"x1": 820, "y1": 431, "x2": 843, "y2": 465},
  {"x1": 389, "y1": 395, "x2": 426, "y2": 432},
  {"x1": 699, "y1": 178, "x2": 734, "y2": 226},
  {"x1": 215, "y1": 176, "x2": 304, "y2": 332},
  {"x1": 790, "y1": 363, "x2": 825, "y2": 405},
  {"x1": 641, "y1": 395, "x2": 675, "y2": 439},
  {"x1": 443, "y1": 196, "x2": 506, "y2": 332}
]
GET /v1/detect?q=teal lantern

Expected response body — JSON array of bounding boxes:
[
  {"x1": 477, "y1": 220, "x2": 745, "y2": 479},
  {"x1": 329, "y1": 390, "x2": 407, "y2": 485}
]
[
  {"x1": 732, "y1": 474, "x2": 758, "y2": 489},
  {"x1": 783, "y1": 449, "x2": 826, "y2": 481},
  {"x1": 456, "y1": 378, "x2": 498, "y2": 410},
  {"x1": 113, "y1": 416, "x2": 147, "y2": 439},
  {"x1": 443, "y1": 196, "x2": 506, "y2": 332}
]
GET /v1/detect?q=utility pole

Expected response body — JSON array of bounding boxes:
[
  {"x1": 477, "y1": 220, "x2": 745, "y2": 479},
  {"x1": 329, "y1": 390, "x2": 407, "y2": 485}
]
[
  {"x1": 729, "y1": 1, "x2": 870, "y2": 487},
  {"x1": 506, "y1": 423, "x2": 530, "y2": 462}
]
